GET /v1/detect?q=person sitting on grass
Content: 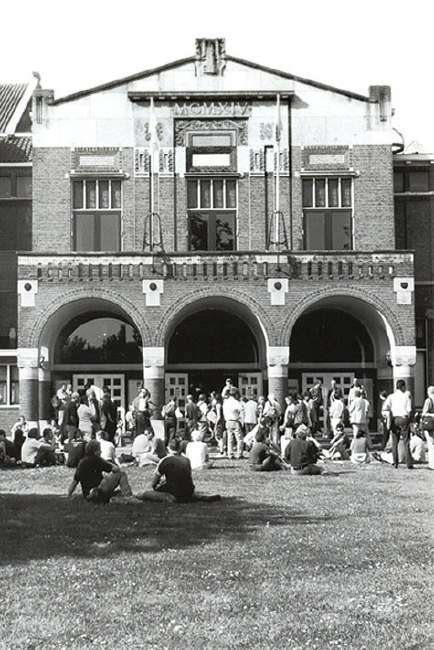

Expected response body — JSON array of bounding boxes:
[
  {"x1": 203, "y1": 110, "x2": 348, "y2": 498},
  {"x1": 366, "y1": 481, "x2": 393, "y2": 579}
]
[
  {"x1": 284, "y1": 425, "x2": 324, "y2": 475},
  {"x1": 249, "y1": 429, "x2": 285, "y2": 472},
  {"x1": 185, "y1": 429, "x2": 213, "y2": 470},
  {"x1": 409, "y1": 430, "x2": 426, "y2": 465},
  {"x1": 0, "y1": 429, "x2": 17, "y2": 466},
  {"x1": 67, "y1": 439, "x2": 132, "y2": 503},
  {"x1": 324, "y1": 423, "x2": 350, "y2": 460},
  {"x1": 350, "y1": 430, "x2": 371, "y2": 464},
  {"x1": 98, "y1": 430, "x2": 119, "y2": 465},
  {"x1": 21, "y1": 428, "x2": 57, "y2": 468},
  {"x1": 136, "y1": 439, "x2": 220, "y2": 503},
  {"x1": 243, "y1": 417, "x2": 269, "y2": 452},
  {"x1": 64, "y1": 428, "x2": 85, "y2": 468},
  {"x1": 132, "y1": 428, "x2": 167, "y2": 466}
]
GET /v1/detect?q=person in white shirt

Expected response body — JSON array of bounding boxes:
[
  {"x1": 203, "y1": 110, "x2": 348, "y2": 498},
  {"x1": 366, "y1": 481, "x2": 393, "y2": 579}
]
[
  {"x1": 222, "y1": 388, "x2": 244, "y2": 459},
  {"x1": 328, "y1": 394, "x2": 345, "y2": 435},
  {"x1": 196, "y1": 394, "x2": 209, "y2": 438},
  {"x1": 21, "y1": 428, "x2": 57, "y2": 467},
  {"x1": 348, "y1": 389, "x2": 370, "y2": 438},
  {"x1": 99, "y1": 431, "x2": 118, "y2": 465},
  {"x1": 242, "y1": 396, "x2": 258, "y2": 433},
  {"x1": 185, "y1": 430, "x2": 212, "y2": 470},
  {"x1": 382, "y1": 380, "x2": 413, "y2": 469},
  {"x1": 132, "y1": 429, "x2": 166, "y2": 466}
]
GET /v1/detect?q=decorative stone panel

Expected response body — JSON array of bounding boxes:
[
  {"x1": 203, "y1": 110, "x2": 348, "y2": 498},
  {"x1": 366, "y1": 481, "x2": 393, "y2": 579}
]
[
  {"x1": 301, "y1": 146, "x2": 352, "y2": 171},
  {"x1": 174, "y1": 119, "x2": 248, "y2": 146}
]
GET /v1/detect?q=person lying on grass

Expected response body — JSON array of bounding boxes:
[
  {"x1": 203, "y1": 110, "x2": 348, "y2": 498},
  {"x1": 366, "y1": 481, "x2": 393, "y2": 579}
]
[
  {"x1": 284, "y1": 424, "x2": 325, "y2": 475},
  {"x1": 248, "y1": 429, "x2": 286, "y2": 472},
  {"x1": 136, "y1": 439, "x2": 220, "y2": 503},
  {"x1": 67, "y1": 439, "x2": 132, "y2": 503}
]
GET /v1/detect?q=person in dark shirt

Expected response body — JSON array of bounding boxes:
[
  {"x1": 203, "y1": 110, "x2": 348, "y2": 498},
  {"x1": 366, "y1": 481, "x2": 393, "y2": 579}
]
[
  {"x1": 136, "y1": 439, "x2": 220, "y2": 503},
  {"x1": 67, "y1": 440, "x2": 132, "y2": 503},
  {"x1": 284, "y1": 425, "x2": 323, "y2": 475},
  {"x1": 64, "y1": 428, "x2": 86, "y2": 468},
  {"x1": 249, "y1": 430, "x2": 284, "y2": 471}
]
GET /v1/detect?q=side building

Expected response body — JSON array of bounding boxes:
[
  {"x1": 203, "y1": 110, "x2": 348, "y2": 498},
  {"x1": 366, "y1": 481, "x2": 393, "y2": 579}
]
[
  {"x1": 0, "y1": 81, "x2": 34, "y2": 427},
  {"x1": 7, "y1": 39, "x2": 419, "y2": 428},
  {"x1": 394, "y1": 153, "x2": 434, "y2": 402}
]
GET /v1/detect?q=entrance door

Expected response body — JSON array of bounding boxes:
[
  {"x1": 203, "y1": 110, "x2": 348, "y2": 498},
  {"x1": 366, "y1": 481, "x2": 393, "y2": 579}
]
[
  {"x1": 165, "y1": 373, "x2": 188, "y2": 410},
  {"x1": 73, "y1": 374, "x2": 125, "y2": 412},
  {"x1": 302, "y1": 372, "x2": 354, "y2": 430},
  {"x1": 238, "y1": 372, "x2": 263, "y2": 399}
]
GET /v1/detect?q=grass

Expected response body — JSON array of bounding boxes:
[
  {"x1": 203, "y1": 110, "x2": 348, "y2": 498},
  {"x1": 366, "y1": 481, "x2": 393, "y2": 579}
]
[{"x1": 0, "y1": 459, "x2": 433, "y2": 650}]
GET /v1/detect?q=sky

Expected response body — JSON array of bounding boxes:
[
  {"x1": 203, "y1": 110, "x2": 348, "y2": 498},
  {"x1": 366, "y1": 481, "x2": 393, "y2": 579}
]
[{"x1": 1, "y1": 0, "x2": 433, "y2": 152}]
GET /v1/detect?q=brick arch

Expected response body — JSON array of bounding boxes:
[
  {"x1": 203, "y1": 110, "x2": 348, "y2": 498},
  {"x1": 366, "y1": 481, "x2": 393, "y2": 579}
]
[
  {"x1": 280, "y1": 287, "x2": 404, "y2": 348},
  {"x1": 154, "y1": 286, "x2": 276, "y2": 352},
  {"x1": 29, "y1": 286, "x2": 153, "y2": 350}
]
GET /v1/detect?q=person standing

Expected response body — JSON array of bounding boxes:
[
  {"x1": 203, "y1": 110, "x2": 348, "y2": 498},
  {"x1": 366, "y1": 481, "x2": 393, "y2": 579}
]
[
  {"x1": 421, "y1": 385, "x2": 434, "y2": 470},
  {"x1": 382, "y1": 380, "x2": 413, "y2": 469},
  {"x1": 184, "y1": 394, "x2": 199, "y2": 441},
  {"x1": 309, "y1": 380, "x2": 323, "y2": 436},
  {"x1": 263, "y1": 393, "x2": 281, "y2": 447},
  {"x1": 242, "y1": 395, "x2": 258, "y2": 434},
  {"x1": 162, "y1": 397, "x2": 177, "y2": 445},
  {"x1": 77, "y1": 395, "x2": 94, "y2": 441},
  {"x1": 222, "y1": 388, "x2": 244, "y2": 459},
  {"x1": 63, "y1": 392, "x2": 80, "y2": 440},
  {"x1": 100, "y1": 393, "x2": 118, "y2": 443},
  {"x1": 348, "y1": 388, "x2": 369, "y2": 439},
  {"x1": 132, "y1": 388, "x2": 152, "y2": 435},
  {"x1": 196, "y1": 393, "x2": 209, "y2": 439}
]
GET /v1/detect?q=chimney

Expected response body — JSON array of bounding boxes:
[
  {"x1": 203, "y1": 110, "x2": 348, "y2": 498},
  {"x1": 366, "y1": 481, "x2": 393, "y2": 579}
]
[
  {"x1": 32, "y1": 87, "x2": 54, "y2": 125},
  {"x1": 369, "y1": 85, "x2": 391, "y2": 123},
  {"x1": 195, "y1": 38, "x2": 226, "y2": 76}
]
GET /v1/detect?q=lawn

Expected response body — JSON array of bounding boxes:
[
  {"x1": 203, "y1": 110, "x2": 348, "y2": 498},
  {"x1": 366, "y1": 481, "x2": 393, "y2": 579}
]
[{"x1": 0, "y1": 459, "x2": 433, "y2": 650}]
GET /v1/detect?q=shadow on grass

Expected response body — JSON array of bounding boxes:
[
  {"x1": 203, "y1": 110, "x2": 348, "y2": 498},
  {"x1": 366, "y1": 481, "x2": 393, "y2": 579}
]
[{"x1": 0, "y1": 493, "x2": 336, "y2": 565}]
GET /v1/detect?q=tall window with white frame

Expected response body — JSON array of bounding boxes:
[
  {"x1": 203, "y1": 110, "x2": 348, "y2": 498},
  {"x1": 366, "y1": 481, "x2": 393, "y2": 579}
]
[
  {"x1": 187, "y1": 178, "x2": 237, "y2": 251},
  {"x1": 302, "y1": 177, "x2": 353, "y2": 250},
  {"x1": 0, "y1": 364, "x2": 19, "y2": 407},
  {"x1": 72, "y1": 179, "x2": 122, "y2": 252}
]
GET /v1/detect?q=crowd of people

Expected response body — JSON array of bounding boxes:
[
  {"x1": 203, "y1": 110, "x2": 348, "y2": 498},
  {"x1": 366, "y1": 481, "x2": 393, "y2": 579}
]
[{"x1": 0, "y1": 378, "x2": 433, "y2": 505}]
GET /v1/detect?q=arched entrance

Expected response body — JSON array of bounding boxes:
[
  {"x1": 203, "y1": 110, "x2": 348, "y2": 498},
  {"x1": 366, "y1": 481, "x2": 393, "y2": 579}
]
[
  {"x1": 165, "y1": 298, "x2": 267, "y2": 400},
  {"x1": 288, "y1": 295, "x2": 394, "y2": 428},
  {"x1": 37, "y1": 297, "x2": 145, "y2": 419}
]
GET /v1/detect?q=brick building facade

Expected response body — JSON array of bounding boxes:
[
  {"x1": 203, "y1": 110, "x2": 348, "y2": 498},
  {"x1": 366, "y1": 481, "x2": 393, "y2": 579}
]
[{"x1": 1, "y1": 40, "x2": 422, "y2": 428}]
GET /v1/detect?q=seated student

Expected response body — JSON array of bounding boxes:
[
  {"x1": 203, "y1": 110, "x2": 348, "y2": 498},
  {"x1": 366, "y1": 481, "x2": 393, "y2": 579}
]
[
  {"x1": 98, "y1": 430, "x2": 118, "y2": 465},
  {"x1": 185, "y1": 429, "x2": 212, "y2": 470},
  {"x1": 21, "y1": 428, "x2": 57, "y2": 468},
  {"x1": 64, "y1": 429, "x2": 86, "y2": 468},
  {"x1": 136, "y1": 439, "x2": 220, "y2": 503},
  {"x1": 67, "y1": 439, "x2": 132, "y2": 503},
  {"x1": 0, "y1": 429, "x2": 17, "y2": 466},
  {"x1": 244, "y1": 418, "x2": 269, "y2": 452},
  {"x1": 409, "y1": 430, "x2": 426, "y2": 464},
  {"x1": 249, "y1": 429, "x2": 284, "y2": 472},
  {"x1": 133, "y1": 428, "x2": 166, "y2": 466},
  {"x1": 13, "y1": 428, "x2": 25, "y2": 462},
  {"x1": 350, "y1": 430, "x2": 371, "y2": 464},
  {"x1": 284, "y1": 425, "x2": 323, "y2": 475},
  {"x1": 324, "y1": 423, "x2": 350, "y2": 460}
]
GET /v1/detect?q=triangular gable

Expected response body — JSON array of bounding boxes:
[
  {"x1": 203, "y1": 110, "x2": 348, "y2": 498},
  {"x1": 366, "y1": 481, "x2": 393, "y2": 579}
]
[{"x1": 51, "y1": 53, "x2": 370, "y2": 106}]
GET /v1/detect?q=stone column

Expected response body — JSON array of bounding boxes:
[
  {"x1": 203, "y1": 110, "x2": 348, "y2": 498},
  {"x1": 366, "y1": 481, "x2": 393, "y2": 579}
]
[
  {"x1": 38, "y1": 367, "x2": 52, "y2": 426},
  {"x1": 142, "y1": 346, "x2": 165, "y2": 414},
  {"x1": 267, "y1": 346, "x2": 290, "y2": 410},
  {"x1": 17, "y1": 348, "x2": 39, "y2": 429},
  {"x1": 391, "y1": 346, "x2": 416, "y2": 396}
]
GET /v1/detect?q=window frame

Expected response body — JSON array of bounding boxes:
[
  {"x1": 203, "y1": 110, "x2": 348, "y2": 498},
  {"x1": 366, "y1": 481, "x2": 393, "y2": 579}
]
[
  {"x1": 187, "y1": 177, "x2": 238, "y2": 251},
  {"x1": 302, "y1": 176, "x2": 354, "y2": 251},
  {"x1": 0, "y1": 170, "x2": 32, "y2": 199},
  {"x1": 0, "y1": 364, "x2": 19, "y2": 408},
  {"x1": 72, "y1": 178, "x2": 122, "y2": 252}
]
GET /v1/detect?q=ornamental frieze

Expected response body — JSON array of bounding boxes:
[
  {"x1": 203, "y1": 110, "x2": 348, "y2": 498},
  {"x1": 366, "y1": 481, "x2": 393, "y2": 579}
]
[{"x1": 174, "y1": 119, "x2": 248, "y2": 146}]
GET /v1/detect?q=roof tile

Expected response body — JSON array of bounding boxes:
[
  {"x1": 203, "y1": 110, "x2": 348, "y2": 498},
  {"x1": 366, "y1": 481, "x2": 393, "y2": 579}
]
[
  {"x1": 0, "y1": 135, "x2": 32, "y2": 163},
  {"x1": 0, "y1": 83, "x2": 27, "y2": 132}
]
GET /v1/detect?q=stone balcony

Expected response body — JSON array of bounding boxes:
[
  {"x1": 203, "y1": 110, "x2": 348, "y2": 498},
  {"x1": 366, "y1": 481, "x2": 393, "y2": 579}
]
[{"x1": 17, "y1": 250, "x2": 414, "y2": 283}]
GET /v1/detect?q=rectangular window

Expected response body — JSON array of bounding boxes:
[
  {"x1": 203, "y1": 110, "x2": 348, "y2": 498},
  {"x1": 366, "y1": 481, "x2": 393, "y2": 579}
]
[
  {"x1": 187, "y1": 178, "x2": 237, "y2": 251},
  {"x1": 302, "y1": 177, "x2": 353, "y2": 250},
  {"x1": 72, "y1": 179, "x2": 122, "y2": 252},
  {"x1": 186, "y1": 130, "x2": 236, "y2": 172},
  {"x1": 0, "y1": 365, "x2": 19, "y2": 406},
  {"x1": 16, "y1": 175, "x2": 32, "y2": 198},
  {"x1": 408, "y1": 171, "x2": 429, "y2": 192},
  {"x1": 0, "y1": 176, "x2": 12, "y2": 198}
]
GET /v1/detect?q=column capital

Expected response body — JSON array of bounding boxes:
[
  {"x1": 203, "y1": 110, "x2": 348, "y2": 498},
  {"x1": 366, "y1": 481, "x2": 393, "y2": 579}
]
[
  {"x1": 267, "y1": 346, "x2": 290, "y2": 368},
  {"x1": 17, "y1": 347, "x2": 40, "y2": 369},
  {"x1": 143, "y1": 347, "x2": 165, "y2": 380},
  {"x1": 391, "y1": 345, "x2": 416, "y2": 367}
]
